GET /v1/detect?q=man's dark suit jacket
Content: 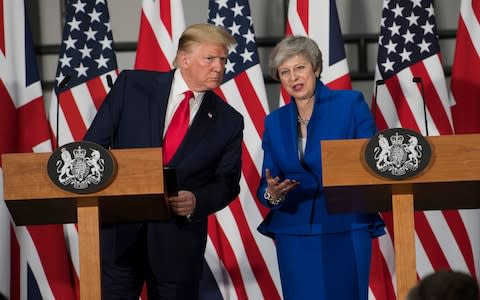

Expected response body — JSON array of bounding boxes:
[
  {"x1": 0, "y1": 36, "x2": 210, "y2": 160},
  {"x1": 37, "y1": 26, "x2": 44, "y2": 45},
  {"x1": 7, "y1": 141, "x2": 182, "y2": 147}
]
[{"x1": 84, "y1": 69, "x2": 243, "y2": 282}]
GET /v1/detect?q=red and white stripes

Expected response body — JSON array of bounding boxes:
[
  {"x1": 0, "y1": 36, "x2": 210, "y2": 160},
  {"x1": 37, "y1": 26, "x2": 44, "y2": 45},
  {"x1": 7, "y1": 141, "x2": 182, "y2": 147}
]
[
  {"x1": 1, "y1": 1, "x2": 77, "y2": 298},
  {"x1": 370, "y1": 1, "x2": 480, "y2": 298},
  {"x1": 451, "y1": 0, "x2": 480, "y2": 134},
  {"x1": 47, "y1": 71, "x2": 117, "y2": 145},
  {"x1": 206, "y1": 64, "x2": 282, "y2": 299},
  {"x1": 134, "y1": 0, "x2": 185, "y2": 71}
]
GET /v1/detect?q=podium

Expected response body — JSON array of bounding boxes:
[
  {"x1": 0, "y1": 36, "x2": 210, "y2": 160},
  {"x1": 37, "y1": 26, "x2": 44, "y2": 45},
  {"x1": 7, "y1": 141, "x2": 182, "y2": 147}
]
[
  {"x1": 321, "y1": 134, "x2": 480, "y2": 300},
  {"x1": 2, "y1": 147, "x2": 168, "y2": 300}
]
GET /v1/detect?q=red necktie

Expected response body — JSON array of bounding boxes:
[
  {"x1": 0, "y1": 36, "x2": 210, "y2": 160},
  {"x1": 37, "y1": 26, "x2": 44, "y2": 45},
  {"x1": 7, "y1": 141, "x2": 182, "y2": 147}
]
[{"x1": 163, "y1": 91, "x2": 193, "y2": 164}]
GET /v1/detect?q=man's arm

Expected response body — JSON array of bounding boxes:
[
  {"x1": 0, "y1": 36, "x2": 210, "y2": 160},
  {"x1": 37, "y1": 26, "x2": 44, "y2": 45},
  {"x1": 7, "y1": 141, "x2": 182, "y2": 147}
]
[{"x1": 188, "y1": 114, "x2": 244, "y2": 219}]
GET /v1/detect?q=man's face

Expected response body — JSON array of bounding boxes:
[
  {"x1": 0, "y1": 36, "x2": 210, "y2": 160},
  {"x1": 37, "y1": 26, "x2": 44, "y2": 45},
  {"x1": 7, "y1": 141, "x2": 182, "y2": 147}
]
[{"x1": 179, "y1": 42, "x2": 228, "y2": 91}]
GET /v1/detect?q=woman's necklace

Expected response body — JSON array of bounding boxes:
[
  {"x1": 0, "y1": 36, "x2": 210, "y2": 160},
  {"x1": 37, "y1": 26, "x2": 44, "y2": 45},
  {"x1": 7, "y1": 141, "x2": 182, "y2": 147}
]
[
  {"x1": 297, "y1": 114, "x2": 309, "y2": 126},
  {"x1": 297, "y1": 96, "x2": 314, "y2": 126}
]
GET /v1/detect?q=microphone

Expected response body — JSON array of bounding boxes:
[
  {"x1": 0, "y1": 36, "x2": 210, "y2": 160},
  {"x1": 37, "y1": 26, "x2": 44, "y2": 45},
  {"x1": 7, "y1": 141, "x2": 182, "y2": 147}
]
[
  {"x1": 58, "y1": 75, "x2": 71, "y2": 89},
  {"x1": 105, "y1": 74, "x2": 115, "y2": 149},
  {"x1": 56, "y1": 75, "x2": 71, "y2": 149},
  {"x1": 106, "y1": 74, "x2": 113, "y2": 88},
  {"x1": 372, "y1": 79, "x2": 385, "y2": 134},
  {"x1": 412, "y1": 77, "x2": 429, "y2": 136}
]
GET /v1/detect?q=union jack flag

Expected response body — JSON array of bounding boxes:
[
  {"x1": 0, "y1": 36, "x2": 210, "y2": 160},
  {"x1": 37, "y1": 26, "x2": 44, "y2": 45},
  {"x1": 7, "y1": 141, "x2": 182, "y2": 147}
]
[
  {"x1": 370, "y1": 1, "x2": 479, "y2": 299},
  {"x1": 0, "y1": 1, "x2": 77, "y2": 298},
  {"x1": 134, "y1": 0, "x2": 185, "y2": 71},
  {"x1": 280, "y1": 0, "x2": 352, "y2": 106},
  {"x1": 199, "y1": 0, "x2": 282, "y2": 299},
  {"x1": 451, "y1": 0, "x2": 480, "y2": 134}
]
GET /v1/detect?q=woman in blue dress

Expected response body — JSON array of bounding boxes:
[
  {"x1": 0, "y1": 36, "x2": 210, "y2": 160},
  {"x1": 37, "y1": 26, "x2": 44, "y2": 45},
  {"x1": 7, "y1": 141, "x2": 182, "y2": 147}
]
[{"x1": 257, "y1": 36, "x2": 385, "y2": 300}]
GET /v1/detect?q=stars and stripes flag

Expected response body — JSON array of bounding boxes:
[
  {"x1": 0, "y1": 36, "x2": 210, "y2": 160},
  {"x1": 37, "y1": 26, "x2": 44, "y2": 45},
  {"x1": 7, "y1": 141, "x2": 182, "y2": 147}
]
[
  {"x1": 199, "y1": 0, "x2": 282, "y2": 299},
  {"x1": 280, "y1": 0, "x2": 352, "y2": 106},
  {"x1": 0, "y1": 1, "x2": 77, "y2": 298},
  {"x1": 134, "y1": 0, "x2": 185, "y2": 71},
  {"x1": 370, "y1": 0, "x2": 479, "y2": 298},
  {"x1": 46, "y1": 0, "x2": 118, "y2": 294},
  {"x1": 48, "y1": 0, "x2": 118, "y2": 147},
  {"x1": 450, "y1": 0, "x2": 480, "y2": 134}
]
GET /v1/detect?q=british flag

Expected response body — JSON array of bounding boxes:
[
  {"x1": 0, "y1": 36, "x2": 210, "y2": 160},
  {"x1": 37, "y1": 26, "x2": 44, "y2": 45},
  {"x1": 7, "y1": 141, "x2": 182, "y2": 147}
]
[
  {"x1": 134, "y1": 0, "x2": 185, "y2": 71},
  {"x1": 198, "y1": 0, "x2": 282, "y2": 299},
  {"x1": 370, "y1": 1, "x2": 479, "y2": 299},
  {"x1": 280, "y1": 0, "x2": 352, "y2": 106},
  {"x1": 450, "y1": 0, "x2": 480, "y2": 134},
  {"x1": 1, "y1": 1, "x2": 77, "y2": 299}
]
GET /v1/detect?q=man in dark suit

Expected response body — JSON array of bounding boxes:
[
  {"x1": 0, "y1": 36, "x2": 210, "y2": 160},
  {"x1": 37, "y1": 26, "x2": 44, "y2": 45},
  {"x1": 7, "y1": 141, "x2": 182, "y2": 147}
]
[{"x1": 84, "y1": 23, "x2": 243, "y2": 300}]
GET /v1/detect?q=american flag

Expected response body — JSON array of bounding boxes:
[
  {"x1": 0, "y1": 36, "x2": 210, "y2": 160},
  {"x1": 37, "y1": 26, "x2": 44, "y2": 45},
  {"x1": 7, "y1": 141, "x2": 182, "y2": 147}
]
[
  {"x1": 370, "y1": 1, "x2": 479, "y2": 299},
  {"x1": 0, "y1": 1, "x2": 77, "y2": 298},
  {"x1": 46, "y1": 0, "x2": 118, "y2": 296},
  {"x1": 280, "y1": 0, "x2": 351, "y2": 106},
  {"x1": 199, "y1": 0, "x2": 281, "y2": 299},
  {"x1": 48, "y1": 0, "x2": 118, "y2": 146},
  {"x1": 450, "y1": 0, "x2": 480, "y2": 134},
  {"x1": 134, "y1": 0, "x2": 185, "y2": 71}
]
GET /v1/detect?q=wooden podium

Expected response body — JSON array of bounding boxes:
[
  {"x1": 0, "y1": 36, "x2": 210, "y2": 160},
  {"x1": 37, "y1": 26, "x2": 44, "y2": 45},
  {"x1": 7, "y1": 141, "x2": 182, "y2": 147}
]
[
  {"x1": 2, "y1": 147, "x2": 168, "y2": 300},
  {"x1": 321, "y1": 134, "x2": 480, "y2": 300}
]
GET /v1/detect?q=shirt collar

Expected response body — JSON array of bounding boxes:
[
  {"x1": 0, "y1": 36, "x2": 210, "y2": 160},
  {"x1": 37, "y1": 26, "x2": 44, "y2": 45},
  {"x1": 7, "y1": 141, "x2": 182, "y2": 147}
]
[{"x1": 173, "y1": 69, "x2": 205, "y2": 101}]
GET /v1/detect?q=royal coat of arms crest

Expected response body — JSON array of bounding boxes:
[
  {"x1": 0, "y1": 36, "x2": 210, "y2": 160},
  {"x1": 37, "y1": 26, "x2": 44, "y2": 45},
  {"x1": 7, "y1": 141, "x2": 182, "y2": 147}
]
[
  {"x1": 47, "y1": 141, "x2": 115, "y2": 193},
  {"x1": 365, "y1": 128, "x2": 431, "y2": 180}
]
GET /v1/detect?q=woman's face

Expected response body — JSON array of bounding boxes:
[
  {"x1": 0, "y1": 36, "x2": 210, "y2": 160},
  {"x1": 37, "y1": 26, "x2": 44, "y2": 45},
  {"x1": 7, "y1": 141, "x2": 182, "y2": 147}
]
[{"x1": 277, "y1": 54, "x2": 320, "y2": 101}]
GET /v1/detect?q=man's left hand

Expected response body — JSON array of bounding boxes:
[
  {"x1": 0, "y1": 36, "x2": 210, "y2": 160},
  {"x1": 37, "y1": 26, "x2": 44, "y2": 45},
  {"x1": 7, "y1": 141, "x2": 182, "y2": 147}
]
[{"x1": 167, "y1": 190, "x2": 196, "y2": 217}]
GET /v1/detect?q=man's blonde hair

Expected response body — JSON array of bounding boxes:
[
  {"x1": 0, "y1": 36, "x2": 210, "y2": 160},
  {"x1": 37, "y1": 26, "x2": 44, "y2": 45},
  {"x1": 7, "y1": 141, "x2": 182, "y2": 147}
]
[{"x1": 173, "y1": 23, "x2": 235, "y2": 67}]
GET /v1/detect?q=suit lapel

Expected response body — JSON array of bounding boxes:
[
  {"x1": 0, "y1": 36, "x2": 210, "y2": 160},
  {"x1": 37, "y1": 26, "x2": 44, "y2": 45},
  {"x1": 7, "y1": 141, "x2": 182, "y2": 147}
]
[
  {"x1": 150, "y1": 72, "x2": 174, "y2": 146},
  {"x1": 274, "y1": 103, "x2": 303, "y2": 169},
  {"x1": 302, "y1": 82, "x2": 329, "y2": 166},
  {"x1": 287, "y1": 103, "x2": 300, "y2": 158},
  {"x1": 168, "y1": 91, "x2": 217, "y2": 164},
  {"x1": 290, "y1": 82, "x2": 326, "y2": 168},
  {"x1": 188, "y1": 92, "x2": 217, "y2": 139}
]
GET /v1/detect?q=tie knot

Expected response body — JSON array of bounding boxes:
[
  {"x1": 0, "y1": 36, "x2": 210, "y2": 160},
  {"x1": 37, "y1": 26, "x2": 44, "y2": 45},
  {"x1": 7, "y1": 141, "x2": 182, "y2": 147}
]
[{"x1": 184, "y1": 90, "x2": 194, "y2": 101}]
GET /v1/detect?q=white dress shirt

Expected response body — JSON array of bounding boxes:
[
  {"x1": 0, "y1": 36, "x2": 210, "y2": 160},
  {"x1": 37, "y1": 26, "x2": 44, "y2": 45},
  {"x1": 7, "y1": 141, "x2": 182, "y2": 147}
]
[{"x1": 163, "y1": 69, "x2": 205, "y2": 137}]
